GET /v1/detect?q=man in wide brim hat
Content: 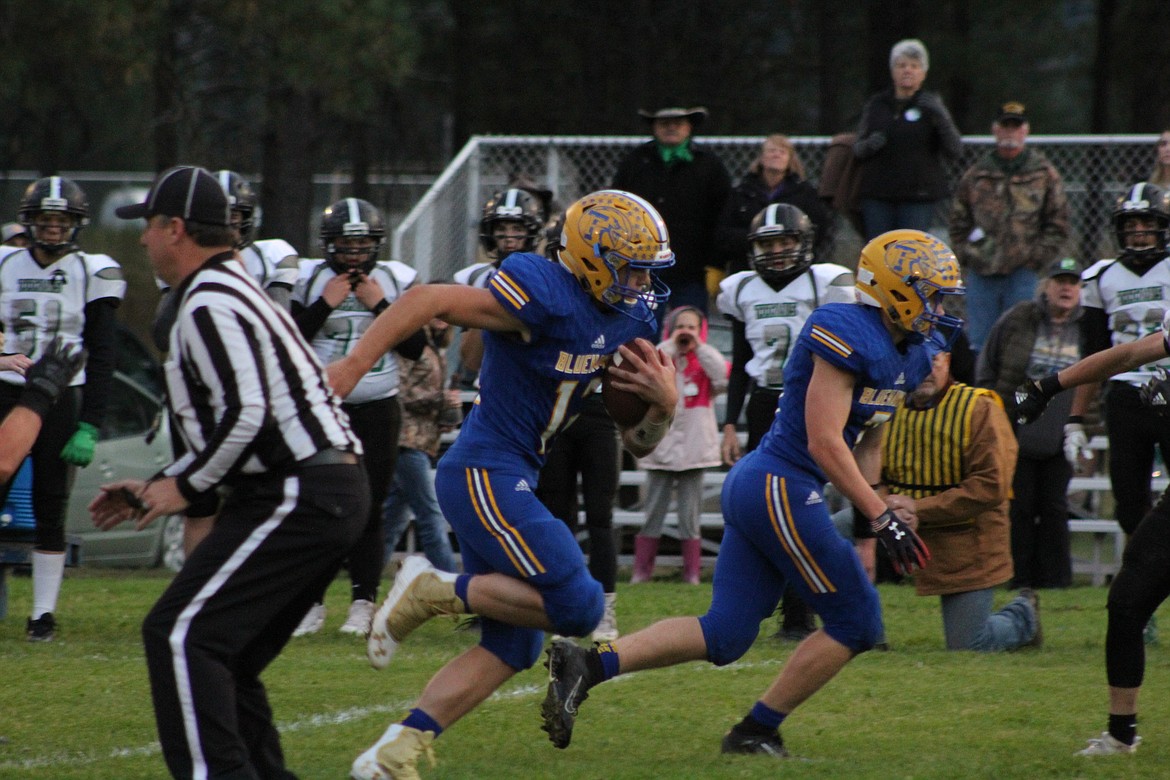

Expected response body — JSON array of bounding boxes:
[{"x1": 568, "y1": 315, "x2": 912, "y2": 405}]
[{"x1": 637, "y1": 106, "x2": 709, "y2": 126}]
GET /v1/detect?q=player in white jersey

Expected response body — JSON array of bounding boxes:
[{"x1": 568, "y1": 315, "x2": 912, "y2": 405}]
[
  {"x1": 0, "y1": 176, "x2": 127, "y2": 641},
  {"x1": 290, "y1": 197, "x2": 427, "y2": 636},
  {"x1": 451, "y1": 187, "x2": 549, "y2": 387},
  {"x1": 215, "y1": 170, "x2": 299, "y2": 310},
  {"x1": 717, "y1": 204, "x2": 854, "y2": 640},
  {"x1": 1073, "y1": 182, "x2": 1170, "y2": 544}
]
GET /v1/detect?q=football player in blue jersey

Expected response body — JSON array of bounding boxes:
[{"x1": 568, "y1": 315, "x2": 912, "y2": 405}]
[
  {"x1": 329, "y1": 190, "x2": 680, "y2": 780},
  {"x1": 540, "y1": 229, "x2": 965, "y2": 761}
]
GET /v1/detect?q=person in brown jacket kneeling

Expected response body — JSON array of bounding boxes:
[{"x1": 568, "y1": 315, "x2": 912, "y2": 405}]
[{"x1": 879, "y1": 345, "x2": 1041, "y2": 651}]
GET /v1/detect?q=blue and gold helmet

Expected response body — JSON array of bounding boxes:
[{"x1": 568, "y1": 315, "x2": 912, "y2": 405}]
[
  {"x1": 557, "y1": 190, "x2": 675, "y2": 320},
  {"x1": 856, "y1": 229, "x2": 964, "y2": 348}
]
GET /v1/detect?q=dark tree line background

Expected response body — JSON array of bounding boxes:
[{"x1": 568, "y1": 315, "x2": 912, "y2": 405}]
[{"x1": 2, "y1": 0, "x2": 1170, "y2": 251}]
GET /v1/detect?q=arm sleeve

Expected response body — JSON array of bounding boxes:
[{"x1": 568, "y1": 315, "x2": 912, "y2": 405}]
[
  {"x1": 724, "y1": 319, "x2": 752, "y2": 426},
  {"x1": 291, "y1": 298, "x2": 333, "y2": 340},
  {"x1": 78, "y1": 298, "x2": 120, "y2": 426}
]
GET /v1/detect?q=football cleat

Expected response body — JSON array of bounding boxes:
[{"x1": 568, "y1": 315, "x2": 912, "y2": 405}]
[{"x1": 367, "y1": 556, "x2": 462, "y2": 670}]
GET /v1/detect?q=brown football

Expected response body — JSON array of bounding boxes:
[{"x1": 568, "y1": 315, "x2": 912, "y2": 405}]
[{"x1": 602, "y1": 363, "x2": 650, "y2": 427}]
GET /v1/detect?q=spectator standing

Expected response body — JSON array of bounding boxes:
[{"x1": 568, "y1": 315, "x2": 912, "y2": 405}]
[
  {"x1": 95, "y1": 165, "x2": 367, "y2": 779},
  {"x1": 382, "y1": 318, "x2": 460, "y2": 574},
  {"x1": 542, "y1": 230, "x2": 962, "y2": 759},
  {"x1": 882, "y1": 348, "x2": 1039, "y2": 651},
  {"x1": 948, "y1": 101, "x2": 1071, "y2": 352},
  {"x1": 716, "y1": 203, "x2": 855, "y2": 638},
  {"x1": 632, "y1": 305, "x2": 726, "y2": 585},
  {"x1": 1148, "y1": 130, "x2": 1170, "y2": 187},
  {"x1": 289, "y1": 198, "x2": 426, "y2": 637},
  {"x1": 613, "y1": 105, "x2": 731, "y2": 324},
  {"x1": 977, "y1": 257, "x2": 1086, "y2": 588},
  {"x1": 715, "y1": 134, "x2": 831, "y2": 274},
  {"x1": 853, "y1": 39, "x2": 962, "y2": 240},
  {"x1": 0, "y1": 176, "x2": 126, "y2": 642}
]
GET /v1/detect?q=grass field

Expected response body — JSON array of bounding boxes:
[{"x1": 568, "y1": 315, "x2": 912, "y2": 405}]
[{"x1": 1, "y1": 567, "x2": 1169, "y2": 779}]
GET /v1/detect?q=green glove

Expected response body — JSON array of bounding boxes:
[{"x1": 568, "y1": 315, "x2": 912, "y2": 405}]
[{"x1": 60, "y1": 421, "x2": 99, "y2": 467}]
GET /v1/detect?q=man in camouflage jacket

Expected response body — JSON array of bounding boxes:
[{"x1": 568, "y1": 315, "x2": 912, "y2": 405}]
[{"x1": 948, "y1": 102, "x2": 1071, "y2": 352}]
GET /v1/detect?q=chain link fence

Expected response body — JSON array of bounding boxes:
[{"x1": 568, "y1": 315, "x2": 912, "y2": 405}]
[{"x1": 394, "y1": 134, "x2": 1163, "y2": 284}]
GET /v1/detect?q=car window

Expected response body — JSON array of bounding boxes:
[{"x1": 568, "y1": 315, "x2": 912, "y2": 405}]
[
  {"x1": 101, "y1": 374, "x2": 161, "y2": 440},
  {"x1": 115, "y1": 323, "x2": 164, "y2": 400}
]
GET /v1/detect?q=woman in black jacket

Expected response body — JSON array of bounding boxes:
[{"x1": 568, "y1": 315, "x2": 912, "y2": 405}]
[
  {"x1": 715, "y1": 134, "x2": 830, "y2": 274},
  {"x1": 853, "y1": 38, "x2": 962, "y2": 240}
]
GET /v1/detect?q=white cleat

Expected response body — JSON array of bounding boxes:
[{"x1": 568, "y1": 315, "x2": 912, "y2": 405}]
[
  {"x1": 351, "y1": 723, "x2": 436, "y2": 780},
  {"x1": 1076, "y1": 731, "x2": 1141, "y2": 756},
  {"x1": 291, "y1": 603, "x2": 325, "y2": 637},
  {"x1": 340, "y1": 599, "x2": 376, "y2": 636}
]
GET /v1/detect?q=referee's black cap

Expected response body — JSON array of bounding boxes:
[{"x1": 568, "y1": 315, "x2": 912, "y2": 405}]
[{"x1": 116, "y1": 165, "x2": 231, "y2": 226}]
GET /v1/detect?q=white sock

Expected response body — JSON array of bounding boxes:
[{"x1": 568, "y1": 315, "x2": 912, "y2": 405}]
[{"x1": 31, "y1": 551, "x2": 65, "y2": 618}]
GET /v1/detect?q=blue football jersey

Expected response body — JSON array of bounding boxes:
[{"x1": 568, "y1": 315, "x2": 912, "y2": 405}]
[
  {"x1": 757, "y1": 302, "x2": 932, "y2": 482},
  {"x1": 445, "y1": 252, "x2": 655, "y2": 475}
]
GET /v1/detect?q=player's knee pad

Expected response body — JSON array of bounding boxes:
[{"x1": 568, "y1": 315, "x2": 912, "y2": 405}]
[
  {"x1": 541, "y1": 570, "x2": 604, "y2": 638},
  {"x1": 698, "y1": 611, "x2": 759, "y2": 666},
  {"x1": 479, "y1": 620, "x2": 546, "y2": 671}
]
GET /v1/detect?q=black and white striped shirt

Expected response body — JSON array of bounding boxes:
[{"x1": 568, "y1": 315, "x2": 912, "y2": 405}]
[{"x1": 161, "y1": 252, "x2": 359, "y2": 501}]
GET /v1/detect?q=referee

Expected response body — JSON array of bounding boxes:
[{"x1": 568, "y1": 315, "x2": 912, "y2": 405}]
[{"x1": 90, "y1": 166, "x2": 368, "y2": 780}]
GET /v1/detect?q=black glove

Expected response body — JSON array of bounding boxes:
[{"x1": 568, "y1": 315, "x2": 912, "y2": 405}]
[
  {"x1": 853, "y1": 131, "x2": 888, "y2": 158},
  {"x1": 1014, "y1": 374, "x2": 1062, "y2": 425},
  {"x1": 1141, "y1": 368, "x2": 1170, "y2": 418},
  {"x1": 19, "y1": 338, "x2": 86, "y2": 418},
  {"x1": 871, "y1": 509, "x2": 930, "y2": 575},
  {"x1": 915, "y1": 90, "x2": 947, "y2": 116}
]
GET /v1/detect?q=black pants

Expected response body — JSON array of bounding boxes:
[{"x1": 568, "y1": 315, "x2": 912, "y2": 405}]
[
  {"x1": 143, "y1": 463, "x2": 368, "y2": 779},
  {"x1": 745, "y1": 386, "x2": 781, "y2": 452},
  {"x1": 1009, "y1": 452, "x2": 1073, "y2": 588},
  {"x1": 1106, "y1": 485, "x2": 1170, "y2": 689},
  {"x1": 1104, "y1": 382, "x2": 1170, "y2": 535},
  {"x1": 0, "y1": 383, "x2": 79, "y2": 551},
  {"x1": 536, "y1": 394, "x2": 619, "y2": 592},
  {"x1": 342, "y1": 396, "x2": 401, "y2": 602}
]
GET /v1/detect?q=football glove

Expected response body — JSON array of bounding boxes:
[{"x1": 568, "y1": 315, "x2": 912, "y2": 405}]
[
  {"x1": 1140, "y1": 368, "x2": 1170, "y2": 418},
  {"x1": 1014, "y1": 374, "x2": 1062, "y2": 425},
  {"x1": 871, "y1": 509, "x2": 930, "y2": 575},
  {"x1": 18, "y1": 338, "x2": 85, "y2": 419},
  {"x1": 60, "y1": 421, "x2": 99, "y2": 467},
  {"x1": 1063, "y1": 422, "x2": 1089, "y2": 465}
]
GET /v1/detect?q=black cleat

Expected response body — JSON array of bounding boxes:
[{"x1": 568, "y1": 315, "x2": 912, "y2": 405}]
[
  {"x1": 541, "y1": 639, "x2": 594, "y2": 749},
  {"x1": 26, "y1": 612, "x2": 56, "y2": 642},
  {"x1": 721, "y1": 726, "x2": 790, "y2": 758}
]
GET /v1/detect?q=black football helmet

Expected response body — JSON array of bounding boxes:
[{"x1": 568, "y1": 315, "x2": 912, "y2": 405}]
[
  {"x1": 18, "y1": 176, "x2": 89, "y2": 255},
  {"x1": 216, "y1": 170, "x2": 259, "y2": 248},
  {"x1": 320, "y1": 198, "x2": 386, "y2": 275},
  {"x1": 478, "y1": 188, "x2": 546, "y2": 254},
  {"x1": 747, "y1": 203, "x2": 814, "y2": 286},
  {"x1": 1115, "y1": 182, "x2": 1170, "y2": 270}
]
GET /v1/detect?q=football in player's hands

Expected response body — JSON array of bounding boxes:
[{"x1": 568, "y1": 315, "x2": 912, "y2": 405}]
[{"x1": 602, "y1": 343, "x2": 652, "y2": 427}]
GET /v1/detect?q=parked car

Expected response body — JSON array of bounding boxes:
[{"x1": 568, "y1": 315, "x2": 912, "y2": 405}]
[{"x1": 62, "y1": 324, "x2": 185, "y2": 570}]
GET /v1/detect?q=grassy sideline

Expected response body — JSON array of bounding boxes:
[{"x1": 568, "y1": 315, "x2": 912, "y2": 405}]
[{"x1": 1, "y1": 568, "x2": 1169, "y2": 779}]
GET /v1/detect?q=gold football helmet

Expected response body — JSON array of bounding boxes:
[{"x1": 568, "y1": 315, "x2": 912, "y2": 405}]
[
  {"x1": 557, "y1": 190, "x2": 674, "y2": 320},
  {"x1": 856, "y1": 229, "x2": 964, "y2": 347}
]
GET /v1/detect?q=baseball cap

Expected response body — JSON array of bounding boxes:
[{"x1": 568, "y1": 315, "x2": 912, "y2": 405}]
[
  {"x1": 1047, "y1": 256, "x2": 1082, "y2": 279},
  {"x1": 115, "y1": 165, "x2": 231, "y2": 226},
  {"x1": 1, "y1": 222, "x2": 27, "y2": 242},
  {"x1": 637, "y1": 106, "x2": 709, "y2": 126},
  {"x1": 995, "y1": 101, "x2": 1027, "y2": 125}
]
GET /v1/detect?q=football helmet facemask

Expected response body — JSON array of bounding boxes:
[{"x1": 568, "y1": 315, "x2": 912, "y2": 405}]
[
  {"x1": 1114, "y1": 182, "x2": 1170, "y2": 270},
  {"x1": 856, "y1": 229, "x2": 965, "y2": 350},
  {"x1": 216, "y1": 170, "x2": 259, "y2": 248},
  {"x1": 19, "y1": 176, "x2": 89, "y2": 255},
  {"x1": 320, "y1": 198, "x2": 386, "y2": 275},
  {"x1": 748, "y1": 203, "x2": 815, "y2": 286},
  {"x1": 478, "y1": 188, "x2": 546, "y2": 256},
  {"x1": 557, "y1": 190, "x2": 674, "y2": 321}
]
